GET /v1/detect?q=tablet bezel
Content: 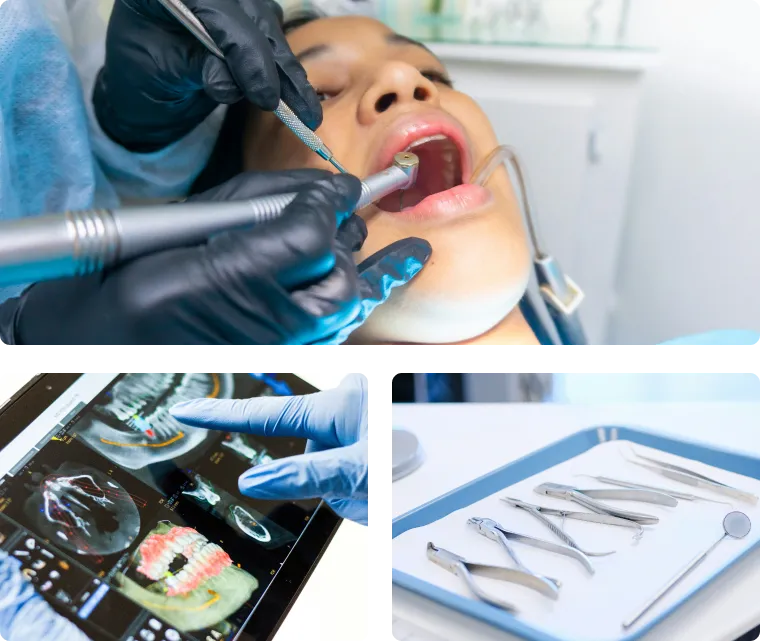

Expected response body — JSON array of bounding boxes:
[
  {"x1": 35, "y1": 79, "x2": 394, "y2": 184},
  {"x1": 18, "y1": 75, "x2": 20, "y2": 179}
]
[{"x1": 0, "y1": 373, "x2": 342, "y2": 641}]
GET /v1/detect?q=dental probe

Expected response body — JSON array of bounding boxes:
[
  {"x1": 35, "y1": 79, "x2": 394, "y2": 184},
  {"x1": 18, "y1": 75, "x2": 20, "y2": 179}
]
[
  {"x1": 0, "y1": 153, "x2": 418, "y2": 287},
  {"x1": 155, "y1": 0, "x2": 348, "y2": 174}
]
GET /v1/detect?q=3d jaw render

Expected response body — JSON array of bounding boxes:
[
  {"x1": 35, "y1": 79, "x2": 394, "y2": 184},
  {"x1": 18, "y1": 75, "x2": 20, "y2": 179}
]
[
  {"x1": 24, "y1": 463, "x2": 143, "y2": 557},
  {"x1": 76, "y1": 374, "x2": 234, "y2": 469},
  {"x1": 117, "y1": 521, "x2": 258, "y2": 632}
]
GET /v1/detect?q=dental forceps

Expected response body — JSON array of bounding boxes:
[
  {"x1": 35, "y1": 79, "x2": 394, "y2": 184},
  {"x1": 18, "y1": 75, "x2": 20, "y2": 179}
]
[
  {"x1": 155, "y1": 0, "x2": 348, "y2": 174},
  {"x1": 467, "y1": 517, "x2": 594, "y2": 575},
  {"x1": 534, "y1": 483, "x2": 674, "y2": 525},
  {"x1": 624, "y1": 447, "x2": 759, "y2": 505},
  {"x1": 426, "y1": 543, "x2": 555, "y2": 612},
  {"x1": 502, "y1": 497, "x2": 621, "y2": 554},
  {"x1": 576, "y1": 475, "x2": 733, "y2": 506},
  {"x1": 466, "y1": 517, "x2": 561, "y2": 595}
]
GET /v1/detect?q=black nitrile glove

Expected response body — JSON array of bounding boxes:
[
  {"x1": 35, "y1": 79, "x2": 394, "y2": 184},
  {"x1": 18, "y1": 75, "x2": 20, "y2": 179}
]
[
  {"x1": 93, "y1": 0, "x2": 321, "y2": 152},
  {"x1": 0, "y1": 173, "x2": 431, "y2": 345}
]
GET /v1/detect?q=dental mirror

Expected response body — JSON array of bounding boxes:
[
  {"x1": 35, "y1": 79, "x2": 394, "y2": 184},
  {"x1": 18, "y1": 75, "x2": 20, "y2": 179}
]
[{"x1": 623, "y1": 511, "x2": 751, "y2": 629}]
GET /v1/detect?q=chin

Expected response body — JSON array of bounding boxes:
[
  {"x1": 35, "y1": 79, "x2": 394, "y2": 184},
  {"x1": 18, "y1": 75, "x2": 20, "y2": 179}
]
[{"x1": 352, "y1": 271, "x2": 530, "y2": 344}]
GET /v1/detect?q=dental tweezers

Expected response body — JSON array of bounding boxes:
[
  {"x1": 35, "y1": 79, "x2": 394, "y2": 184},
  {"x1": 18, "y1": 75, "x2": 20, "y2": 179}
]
[
  {"x1": 576, "y1": 475, "x2": 733, "y2": 505},
  {"x1": 155, "y1": 0, "x2": 348, "y2": 173},
  {"x1": 466, "y1": 517, "x2": 561, "y2": 595},
  {"x1": 426, "y1": 543, "x2": 555, "y2": 612},
  {"x1": 625, "y1": 447, "x2": 759, "y2": 505},
  {"x1": 467, "y1": 517, "x2": 595, "y2": 574},
  {"x1": 534, "y1": 483, "x2": 673, "y2": 525},
  {"x1": 502, "y1": 497, "x2": 623, "y2": 553}
]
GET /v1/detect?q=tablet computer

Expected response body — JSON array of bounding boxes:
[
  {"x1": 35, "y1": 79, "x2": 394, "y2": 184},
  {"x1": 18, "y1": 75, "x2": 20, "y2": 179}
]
[{"x1": 0, "y1": 374, "x2": 341, "y2": 641}]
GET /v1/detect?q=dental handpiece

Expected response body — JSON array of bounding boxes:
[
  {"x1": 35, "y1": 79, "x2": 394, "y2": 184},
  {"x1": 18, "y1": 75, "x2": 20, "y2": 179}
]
[
  {"x1": 155, "y1": 0, "x2": 348, "y2": 173},
  {"x1": 0, "y1": 153, "x2": 418, "y2": 287}
]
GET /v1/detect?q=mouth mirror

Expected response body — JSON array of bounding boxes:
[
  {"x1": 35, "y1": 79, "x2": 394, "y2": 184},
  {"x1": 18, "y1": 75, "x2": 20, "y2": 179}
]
[{"x1": 723, "y1": 511, "x2": 752, "y2": 539}]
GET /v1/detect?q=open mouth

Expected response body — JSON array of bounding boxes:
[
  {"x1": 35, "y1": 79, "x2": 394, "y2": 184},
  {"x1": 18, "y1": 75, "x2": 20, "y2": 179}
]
[{"x1": 371, "y1": 114, "x2": 490, "y2": 217}]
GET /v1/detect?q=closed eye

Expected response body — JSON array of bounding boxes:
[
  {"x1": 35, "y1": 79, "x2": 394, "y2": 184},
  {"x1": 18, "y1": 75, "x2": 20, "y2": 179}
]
[{"x1": 421, "y1": 69, "x2": 454, "y2": 88}]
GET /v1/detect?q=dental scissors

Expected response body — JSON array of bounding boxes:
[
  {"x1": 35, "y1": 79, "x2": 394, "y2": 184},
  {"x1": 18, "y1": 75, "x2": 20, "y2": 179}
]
[
  {"x1": 426, "y1": 542, "x2": 555, "y2": 612},
  {"x1": 467, "y1": 517, "x2": 595, "y2": 574},
  {"x1": 155, "y1": 0, "x2": 348, "y2": 174},
  {"x1": 534, "y1": 482, "x2": 674, "y2": 525},
  {"x1": 502, "y1": 497, "x2": 622, "y2": 553},
  {"x1": 623, "y1": 446, "x2": 759, "y2": 505}
]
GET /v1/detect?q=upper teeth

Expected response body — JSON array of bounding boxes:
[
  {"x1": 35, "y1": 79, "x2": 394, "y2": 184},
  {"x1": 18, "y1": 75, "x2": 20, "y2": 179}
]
[{"x1": 404, "y1": 134, "x2": 448, "y2": 151}]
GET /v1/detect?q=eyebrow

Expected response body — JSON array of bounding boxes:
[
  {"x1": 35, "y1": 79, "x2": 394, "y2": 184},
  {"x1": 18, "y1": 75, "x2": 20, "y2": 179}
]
[{"x1": 295, "y1": 33, "x2": 437, "y2": 63}]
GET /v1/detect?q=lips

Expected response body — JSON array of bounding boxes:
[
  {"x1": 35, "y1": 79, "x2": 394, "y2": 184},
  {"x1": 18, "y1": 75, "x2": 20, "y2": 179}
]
[{"x1": 370, "y1": 112, "x2": 491, "y2": 218}]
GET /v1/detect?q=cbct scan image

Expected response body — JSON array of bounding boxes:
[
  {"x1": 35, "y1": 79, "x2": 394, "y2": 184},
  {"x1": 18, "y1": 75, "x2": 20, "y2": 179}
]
[{"x1": 75, "y1": 374, "x2": 235, "y2": 470}]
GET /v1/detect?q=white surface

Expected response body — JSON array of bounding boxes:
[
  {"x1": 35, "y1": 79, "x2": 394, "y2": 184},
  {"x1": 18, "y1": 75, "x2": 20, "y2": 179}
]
[
  {"x1": 393, "y1": 439, "x2": 760, "y2": 641},
  {"x1": 392, "y1": 402, "x2": 760, "y2": 641},
  {"x1": 610, "y1": 0, "x2": 760, "y2": 343},
  {"x1": 435, "y1": 48, "x2": 651, "y2": 343},
  {"x1": 0, "y1": 374, "x2": 366, "y2": 641},
  {"x1": 428, "y1": 43, "x2": 658, "y2": 72}
]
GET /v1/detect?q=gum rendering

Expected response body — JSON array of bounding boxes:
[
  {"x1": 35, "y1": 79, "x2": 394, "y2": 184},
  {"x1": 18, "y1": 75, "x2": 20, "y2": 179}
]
[
  {"x1": 117, "y1": 521, "x2": 258, "y2": 633},
  {"x1": 76, "y1": 374, "x2": 234, "y2": 470},
  {"x1": 23, "y1": 463, "x2": 143, "y2": 557}
]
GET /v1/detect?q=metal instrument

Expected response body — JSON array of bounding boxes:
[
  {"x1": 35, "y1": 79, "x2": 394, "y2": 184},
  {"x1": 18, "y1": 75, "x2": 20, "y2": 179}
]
[
  {"x1": 622, "y1": 512, "x2": 752, "y2": 628},
  {"x1": 426, "y1": 542, "x2": 556, "y2": 612},
  {"x1": 466, "y1": 517, "x2": 594, "y2": 575},
  {"x1": 0, "y1": 153, "x2": 418, "y2": 286},
  {"x1": 502, "y1": 497, "x2": 621, "y2": 554},
  {"x1": 576, "y1": 475, "x2": 733, "y2": 506},
  {"x1": 466, "y1": 517, "x2": 561, "y2": 596},
  {"x1": 624, "y1": 447, "x2": 759, "y2": 505},
  {"x1": 534, "y1": 482, "x2": 673, "y2": 525},
  {"x1": 155, "y1": 0, "x2": 348, "y2": 173}
]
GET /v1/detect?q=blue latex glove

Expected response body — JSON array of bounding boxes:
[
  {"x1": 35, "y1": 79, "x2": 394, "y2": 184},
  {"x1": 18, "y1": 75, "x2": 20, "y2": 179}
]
[
  {"x1": 170, "y1": 375, "x2": 368, "y2": 524},
  {"x1": 0, "y1": 552, "x2": 91, "y2": 641}
]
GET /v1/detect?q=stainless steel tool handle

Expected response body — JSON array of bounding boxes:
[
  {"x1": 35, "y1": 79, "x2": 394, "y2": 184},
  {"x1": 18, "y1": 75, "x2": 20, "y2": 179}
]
[
  {"x1": 622, "y1": 535, "x2": 723, "y2": 628},
  {"x1": 0, "y1": 154, "x2": 417, "y2": 287}
]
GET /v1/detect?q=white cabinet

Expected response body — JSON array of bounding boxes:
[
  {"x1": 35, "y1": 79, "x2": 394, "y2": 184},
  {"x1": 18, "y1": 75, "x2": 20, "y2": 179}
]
[{"x1": 428, "y1": 43, "x2": 657, "y2": 343}]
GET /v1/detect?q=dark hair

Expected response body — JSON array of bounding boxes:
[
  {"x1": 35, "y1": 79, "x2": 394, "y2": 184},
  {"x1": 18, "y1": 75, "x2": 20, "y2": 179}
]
[{"x1": 190, "y1": 7, "x2": 327, "y2": 194}]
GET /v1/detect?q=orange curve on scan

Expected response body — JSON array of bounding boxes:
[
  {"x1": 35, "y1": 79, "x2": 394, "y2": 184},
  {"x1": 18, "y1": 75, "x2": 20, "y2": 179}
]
[{"x1": 100, "y1": 373, "x2": 223, "y2": 448}]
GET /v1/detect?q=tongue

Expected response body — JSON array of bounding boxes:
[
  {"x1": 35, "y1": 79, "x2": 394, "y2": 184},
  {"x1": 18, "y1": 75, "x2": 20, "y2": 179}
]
[{"x1": 376, "y1": 138, "x2": 461, "y2": 212}]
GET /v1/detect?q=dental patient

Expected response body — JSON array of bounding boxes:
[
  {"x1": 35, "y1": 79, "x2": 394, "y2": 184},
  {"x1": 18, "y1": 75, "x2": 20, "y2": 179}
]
[{"x1": 193, "y1": 11, "x2": 538, "y2": 345}]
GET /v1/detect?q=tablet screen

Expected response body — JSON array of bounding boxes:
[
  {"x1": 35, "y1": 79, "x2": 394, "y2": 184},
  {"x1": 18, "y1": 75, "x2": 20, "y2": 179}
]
[{"x1": 0, "y1": 374, "x2": 337, "y2": 641}]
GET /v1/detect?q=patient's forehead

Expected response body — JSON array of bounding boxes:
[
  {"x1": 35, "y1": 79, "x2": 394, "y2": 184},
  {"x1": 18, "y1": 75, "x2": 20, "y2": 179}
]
[{"x1": 285, "y1": 16, "x2": 394, "y2": 52}]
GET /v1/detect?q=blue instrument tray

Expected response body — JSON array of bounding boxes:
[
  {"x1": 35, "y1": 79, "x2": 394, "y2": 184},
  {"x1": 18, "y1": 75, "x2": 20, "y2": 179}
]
[{"x1": 392, "y1": 426, "x2": 760, "y2": 641}]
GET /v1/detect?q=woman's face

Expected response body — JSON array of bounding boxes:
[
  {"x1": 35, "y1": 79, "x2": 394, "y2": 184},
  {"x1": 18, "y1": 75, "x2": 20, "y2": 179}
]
[{"x1": 243, "y1": 16, "x2": 531, "y2": 343}]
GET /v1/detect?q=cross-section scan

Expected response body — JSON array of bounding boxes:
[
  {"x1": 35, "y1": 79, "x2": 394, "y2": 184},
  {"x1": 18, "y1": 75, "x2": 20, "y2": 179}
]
[
  {"x1": 116, "y1": 520, "x2": 258, "y2": 633},
  {"x1": 181, "y1": 473, "x2": 295, "y2": 550},
  {"x1": 74, "y1": 374, "x2": 234, "y2": 470},
  {"x1": 22, "y1": 462, "x2": 145, "y2": 557}
]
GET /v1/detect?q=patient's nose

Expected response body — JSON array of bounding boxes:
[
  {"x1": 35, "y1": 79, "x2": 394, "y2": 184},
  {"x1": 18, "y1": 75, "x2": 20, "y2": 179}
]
[{"x1": 358, "y1": 62, "x2": 439, "y2": 124}]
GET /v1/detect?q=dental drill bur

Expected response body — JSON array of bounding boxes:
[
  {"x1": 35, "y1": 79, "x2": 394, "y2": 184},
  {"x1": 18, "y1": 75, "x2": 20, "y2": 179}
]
[
  {"x1": 0, "y1": 153, "x2": 419, "y2": 287},
  {"x1": 155, "y1": 0, "x2": 348, "y2": 173}
]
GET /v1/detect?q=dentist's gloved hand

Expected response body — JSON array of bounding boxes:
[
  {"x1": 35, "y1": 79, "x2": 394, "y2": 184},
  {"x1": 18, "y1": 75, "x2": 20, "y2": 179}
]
[
  {"x1": 93, "y1": 0, "x2": 321, "y2": 152},
  {"x1": 0, "y1": 552, "x2": 91, "y2": 641},
  {"x1": 170, "y1": 375, "x2": 368, "y2": 524}
]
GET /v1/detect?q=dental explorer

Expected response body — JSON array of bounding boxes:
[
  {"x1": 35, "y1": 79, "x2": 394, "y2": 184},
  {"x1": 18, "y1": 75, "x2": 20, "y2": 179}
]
[
  {"x1": 0, "y1": 153, "x2": 418, "y2": 287},
  {"x1": 155, "y1": 0, "x2": 348, "y2": 174}
]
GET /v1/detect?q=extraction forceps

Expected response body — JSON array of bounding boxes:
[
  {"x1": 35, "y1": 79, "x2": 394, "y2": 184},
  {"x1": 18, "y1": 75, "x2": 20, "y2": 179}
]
[
  {"x1": 467, "y1": 517, "x2": 594, "y2": 575},
  {"x1": 624, "y1": 447, "x2": 759, "y2": 505},
  {"x1": 426, "y1": 543, "x2": 556, "y2": 612},
  {"x1": 155, "y1": 0, "x2": 348, "y2": 173},
  {"x1": 502, "y1": 497, "x2": 622, "y2": 554},
  {"x1": 575, "y1": 475, "x2": 733, "y2": 506},
  {"x1": 534, "y1": 483, "x2": 674, "y2": 525},
  {"x1": 465, "y1": 517, "x2": 561, "y2": 595}
]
